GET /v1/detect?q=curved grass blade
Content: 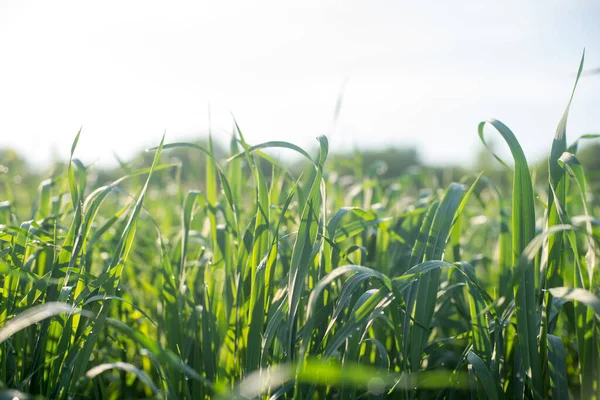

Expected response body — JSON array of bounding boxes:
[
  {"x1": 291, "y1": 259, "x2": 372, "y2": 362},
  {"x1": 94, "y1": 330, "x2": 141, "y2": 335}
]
[
  {"x1": 541, "y1": 52, "x2": 584, "y2": 392},
  {"x1": 547, "y1": 287, "x2": 600, "y2": 318},
  {"x1": 287, "y1": 136, "x2": 328, "y2": 360},
  {"x1": 226, "y1": 141, "x2": 314, "y2": 166},
  {"x1": 0, "y1": 302, "x2": 86, "y2": 344},
  {"x1": 301, "y1": 265, "x2": 392, "y2": 358},
  {"x1": 79, "y1": 362, "x2": 159, "y2": 394},
  {"x1": 478, "y1": 119, "x2": 541, "y2": 396}
]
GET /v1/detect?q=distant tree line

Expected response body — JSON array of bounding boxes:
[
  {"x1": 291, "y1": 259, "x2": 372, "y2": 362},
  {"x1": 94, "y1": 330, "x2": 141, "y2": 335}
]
[{"x1": 2, "y1": 138, "x2": 599, "y2": 207}]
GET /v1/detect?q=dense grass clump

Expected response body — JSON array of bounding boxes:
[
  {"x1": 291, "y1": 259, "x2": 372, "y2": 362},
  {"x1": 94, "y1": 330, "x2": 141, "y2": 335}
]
[{"x1": 1, "y1": 55, "x2": 600, "y2": 399}]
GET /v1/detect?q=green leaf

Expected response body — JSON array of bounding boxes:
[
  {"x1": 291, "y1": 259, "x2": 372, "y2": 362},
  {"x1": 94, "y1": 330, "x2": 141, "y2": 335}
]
[
  {"x1": 548, "y1": 287, "x2": 600, "y2": 318},
  {"x1": 467, "y1": 350, "x2": 501, "y2": 400}
]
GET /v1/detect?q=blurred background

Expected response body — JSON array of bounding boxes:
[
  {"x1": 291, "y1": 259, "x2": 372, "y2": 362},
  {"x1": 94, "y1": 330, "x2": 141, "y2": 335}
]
[{"x1": 0, "y1": 0, "x2": 599, "y2": 171}]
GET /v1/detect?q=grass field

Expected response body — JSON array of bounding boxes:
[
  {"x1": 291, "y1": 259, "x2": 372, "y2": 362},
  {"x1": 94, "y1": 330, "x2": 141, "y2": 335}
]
[{"x1": 1, "y1": 55, "x2": 599, "y2": 399}]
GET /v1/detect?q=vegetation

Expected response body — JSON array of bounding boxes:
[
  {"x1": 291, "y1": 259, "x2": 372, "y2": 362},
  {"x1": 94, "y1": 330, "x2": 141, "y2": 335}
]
[{"x1": 1, "y1": 55, "x2": 599, "y2": 399}]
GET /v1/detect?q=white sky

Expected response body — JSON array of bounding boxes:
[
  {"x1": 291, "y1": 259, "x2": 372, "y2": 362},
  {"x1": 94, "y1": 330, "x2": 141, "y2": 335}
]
[{"x1": 1, "y1": 1, "x2": 599, "y2": 167}]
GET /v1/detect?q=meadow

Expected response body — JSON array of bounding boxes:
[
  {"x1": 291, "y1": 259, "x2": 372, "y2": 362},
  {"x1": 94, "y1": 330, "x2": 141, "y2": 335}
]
[{"x1": 1, "y1": 55, "x2": 599, "y2": 399}]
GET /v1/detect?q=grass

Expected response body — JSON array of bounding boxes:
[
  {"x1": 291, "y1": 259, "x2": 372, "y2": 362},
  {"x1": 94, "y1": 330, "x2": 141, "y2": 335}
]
[{"x1": 1, "y1": 54, "x2": 600, "y2": 399}]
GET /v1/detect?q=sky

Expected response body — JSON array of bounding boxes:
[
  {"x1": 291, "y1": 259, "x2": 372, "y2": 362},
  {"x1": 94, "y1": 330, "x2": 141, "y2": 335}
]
[{"x1": 1, "y1": 1, "x2": 599, "y2": 168}]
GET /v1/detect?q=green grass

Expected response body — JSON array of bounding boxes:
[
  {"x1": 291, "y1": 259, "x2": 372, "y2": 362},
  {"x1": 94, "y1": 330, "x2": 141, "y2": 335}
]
[{"x1": 1, "y1": 54, "x2": 600, "y2": 399}]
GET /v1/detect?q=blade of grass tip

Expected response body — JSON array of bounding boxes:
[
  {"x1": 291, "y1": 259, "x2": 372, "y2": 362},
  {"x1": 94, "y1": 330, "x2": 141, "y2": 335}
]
[
  {"x1": 206, "y1": 133, "x2": 222, "y2": 267},
  {"x1": 68, "y1": 129, "x2": 82, "y2": 211},
  {"x1": 288, "y1": 136, "x2": 328, "y2": 360},
  {"x1": 219, "y1": 138, "x2": 242, "y2": 344},
  {"x1": 246, "y1": 132, "x2": 271, "y2": 373},
  {"x1": 332, "y1": 217, "x2": 392, "y2": 243},
  {"x1": 60, "y1": 135, "x2": 166, "y2": 398},
  {"x1": 157, "y1": 142, "x2": 213, "y2": 158},
  {"x1": 328, "y1": 77, "x2": 348, "y2": 142},
  {"x1": 540, "y1": 50, "x2": 584, "y2": 392},
  {"x1": 31, "y1": 179, "x2": 53, "y2": 221},
  {"x1": 567, "y1": 133, "x2": 600, "y2": 154},
  {"x1": 225, "y1": 141, "x2": 315, "y2": 166},
  {"x1": 478, "y1": 119, "x2": 542, "y2": 396},
  {"x1": 228, "y1": 132, "x2": 242, "y2": 207},
  {"x1": 55, "y1": 159, "x2": 87, "y2": 298},
  {"x1": 408, "y1": 183, "x2": 465, "y2": 372},
  {"x1": 202, "y1": 131, "x2": 227, "y2": 383},
  {"x1": 0, "y1": 201, "x2": 10, "y2": 224},
  {"x1": 33, "y1": 131, "x2": 86, "y2": 393},
  {"x1": 558, "y1": 152, "x2": 595, "y2": 283},
  {"x1": 227, "y1": 120, "x2": 263, "y2": 375},
  {"x1": 547, "y1": 50, "x2": 584, "y2": 224}
]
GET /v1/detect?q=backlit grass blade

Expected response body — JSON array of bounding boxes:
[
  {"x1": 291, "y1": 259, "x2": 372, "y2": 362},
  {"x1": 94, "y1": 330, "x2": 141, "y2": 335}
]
[
  {"x1": 287, "y1": 136, "x2": 328, "y2": 359},
  {"x1": 401, "y1": 199, "x2": 438, "y2": 368},
  {"x1": 31, "y1": 179, "x2": 53, "y2": 221},
  {"x1": 547, "y1": 287, "x2": 600, "y2": 318},
  {"x1": 467, "y1": 350, "x2": 501, "y2": 400},
  {"x1": 32, "y1": 132, "x2": 86, "y2": 394},
  {"x1": 460, "y1": 262, "x2": 493, "y2": 365},
  {"x1": 478, "y1": 118, "x2": 542, "y2": 396},
  {"x1": 59, "y1": 135, "x2": 166, "y2": 397},
  {"x1": 104, "y1": 318, "x2": 207, "y2": 385},
  {"x1": 558, "y1": 152, "x2": 596, "y2": 283},
  {"x1": 478, "y1": 176, "x2": 512, "y2": 304},
  {"x1": 226, "y1": 141, "x2": 314, "y2": 166},
  {"x1": 567, "y1": 133, "x2": 600, "y2": 154},
  {"x1": 260, "y1": 175, "x2": 303, "y2": 367},
  {"x1": 547, "y1": 334, "x2": 568, "y2": 399},
  {"x1": 79, "y1": 362, "x2": 159, "y2": 395},
  {"x1": 0, "y1": 302, "x2": 84, "y2": 344},
  {"x1": 202, "y1": 132, "x2": 227, "y2": 384},
  {"x1": 246, "y1": 137, "x2": 271, "y2": 373},
  {"x1": 540, "y1": 51, "x2": 584, "y2": 393},
  {"x1": 407, "y1": 183, "x2": 465, "y2": 371},
  {"x1": 301, "y1": 265, "x2": 392, "y2": 358}
]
